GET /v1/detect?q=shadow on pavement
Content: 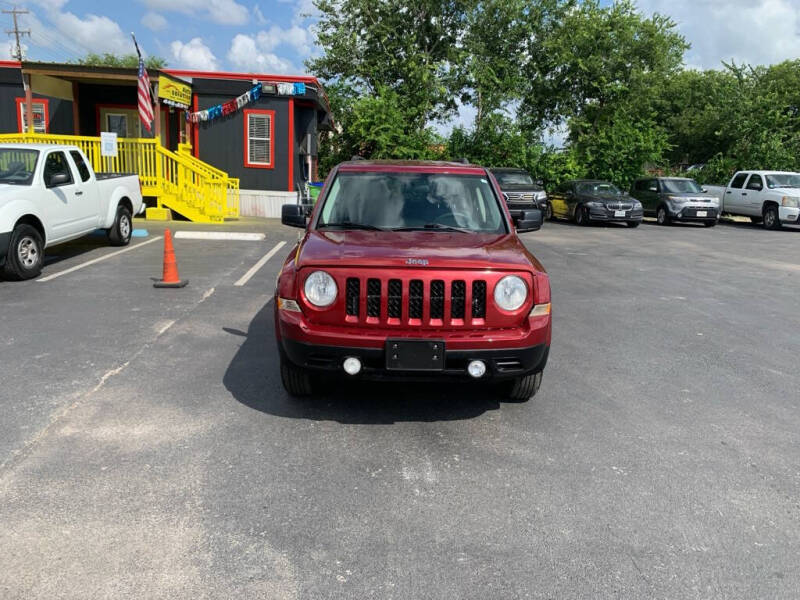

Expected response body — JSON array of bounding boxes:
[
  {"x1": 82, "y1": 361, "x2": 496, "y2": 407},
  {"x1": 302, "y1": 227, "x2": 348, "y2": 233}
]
[{"x1": 223, "y1": 301, "x2": 502, "y2": 424}]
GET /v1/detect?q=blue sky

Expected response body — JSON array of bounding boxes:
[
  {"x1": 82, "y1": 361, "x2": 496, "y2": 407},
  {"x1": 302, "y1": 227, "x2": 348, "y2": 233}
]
[
  {"x1": 7, "y1": 0, "x2": 800, "y2": 77},
  {"x1": 5, "y1": 0, "x2": 318, "y2": 74}
]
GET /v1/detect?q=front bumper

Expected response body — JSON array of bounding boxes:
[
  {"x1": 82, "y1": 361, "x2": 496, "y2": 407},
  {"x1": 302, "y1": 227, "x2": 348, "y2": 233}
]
[
  {"x1": 670, "y1": 205, "x2": 719, "y2": 221},
  {"x1": 0, "y1": 230, "x2": 10, "y2": 266},
  {"x1": 779, "y1": 206, "x2": 800, "y2": 223},
  {"x1": 281, "y1": 338, "x2": 549, "y2": 381},
  {"x1": 587, "y1": 208, "x2": 643, "y2": 222}
]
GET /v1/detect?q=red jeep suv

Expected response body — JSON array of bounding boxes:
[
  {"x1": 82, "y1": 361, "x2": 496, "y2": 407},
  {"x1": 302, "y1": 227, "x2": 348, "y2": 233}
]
[{"x1": 275, "y1": 160, "x2": 552, "y2": 401}]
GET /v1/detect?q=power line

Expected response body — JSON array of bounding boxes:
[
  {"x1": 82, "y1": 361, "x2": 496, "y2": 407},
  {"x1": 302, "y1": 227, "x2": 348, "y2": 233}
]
[{"x1": 3, "y1": 5, "x2": 30, "y2": 61}]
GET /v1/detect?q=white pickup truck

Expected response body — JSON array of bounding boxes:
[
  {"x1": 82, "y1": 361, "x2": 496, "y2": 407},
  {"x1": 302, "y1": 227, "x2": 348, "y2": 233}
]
[
  {"x1": 0, "y1": 144, "x2": 144, "y2": 280},
  {"x1": 706, "y1": 171, "x2": 800, "y2": 229}
]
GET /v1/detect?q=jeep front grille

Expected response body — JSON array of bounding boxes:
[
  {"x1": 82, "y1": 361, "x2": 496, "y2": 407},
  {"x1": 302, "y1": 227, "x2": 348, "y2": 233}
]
[{"x1": 340, "y1": 275, "x2": 490, "y2": 325}]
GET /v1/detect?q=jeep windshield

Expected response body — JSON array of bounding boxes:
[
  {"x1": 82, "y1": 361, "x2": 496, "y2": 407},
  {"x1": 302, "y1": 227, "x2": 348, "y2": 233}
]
[
  {"x1": 0, "y1": 148, "x2": 39, "y2": 186},
  {"x1": 661, "y1": 179, "x2": 704, "y2": 194},
  {"x1": 317, "y1": 172, "x2": 507, "y2": 233}
]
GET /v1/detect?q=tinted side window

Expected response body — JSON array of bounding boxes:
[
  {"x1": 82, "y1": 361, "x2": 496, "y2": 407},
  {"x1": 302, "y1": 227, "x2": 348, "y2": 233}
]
[
  {"x1": 634, "y1": 180, "x2": 645, "y2": 191},
  {"x1": 746, "y1": 174, "x2": 763, "y2": 190},
  {"x1": 70, "y1": 151, "x2": 91, "y2": 182},
  {"x1": 730, "y1": 173, "x2": 748, "y2": 189},
  {"x1": 43, "y1": 152, "x2": 73, "y2": 187}
]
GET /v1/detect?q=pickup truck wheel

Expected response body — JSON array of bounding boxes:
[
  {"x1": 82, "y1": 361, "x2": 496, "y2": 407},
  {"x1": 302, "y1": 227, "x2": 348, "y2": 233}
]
[
  {"x1": 108, "y1": 205, "x2": 132, "y2": 246},
  {"x1": 504, "y1": 371, "x2": 542, "y2": 402},
  {"x1": 3, "y1": 224, "x2": 44, "y2": 280},
  {"x1": 763, "y1": 204, "x2": 781, "y2": 230},
  {"x1": 656, "y1": 205, "x2": 671, "y2": 225},
  {"x1": 280, "y1": 357, "x2": 313, "y2": 396}
]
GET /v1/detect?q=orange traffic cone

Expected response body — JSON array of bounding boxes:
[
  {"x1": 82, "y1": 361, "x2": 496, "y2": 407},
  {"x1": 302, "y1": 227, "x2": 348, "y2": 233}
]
[{"x1": 153, "y1": 229, "x2": 188, "y2": 288}]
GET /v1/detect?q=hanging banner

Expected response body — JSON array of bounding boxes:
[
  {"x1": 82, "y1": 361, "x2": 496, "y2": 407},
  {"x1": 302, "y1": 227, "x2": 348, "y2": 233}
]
[
  {"x1": 186, "y1": 82, "x2": 263, "y2": 123},
  {"x1": 158, "y1": 74, "x2": 192, "y2": 109}
]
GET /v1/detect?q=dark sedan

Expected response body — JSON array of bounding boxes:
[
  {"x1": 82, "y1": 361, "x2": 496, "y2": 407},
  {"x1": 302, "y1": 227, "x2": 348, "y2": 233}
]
[{"x1": 548, "y1": 180, "x2": 643, "y2": 227}]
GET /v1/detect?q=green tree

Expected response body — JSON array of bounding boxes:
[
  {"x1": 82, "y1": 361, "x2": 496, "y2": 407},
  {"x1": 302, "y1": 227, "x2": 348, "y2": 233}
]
[{"x1": 76, "y1": 53, "x2": 167, "y2": 70}]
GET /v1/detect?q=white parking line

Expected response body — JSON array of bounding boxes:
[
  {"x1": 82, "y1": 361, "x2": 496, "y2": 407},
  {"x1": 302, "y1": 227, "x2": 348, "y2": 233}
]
[
  {"x1": 234, "y1": 241, "x2": 287, "y2": 287},
  {"x1": 173, "y1": 231, "x2": 266, "y2": 241},
  {"x1": 37, "y1": 236, "x2": 163, "y2": 282}
]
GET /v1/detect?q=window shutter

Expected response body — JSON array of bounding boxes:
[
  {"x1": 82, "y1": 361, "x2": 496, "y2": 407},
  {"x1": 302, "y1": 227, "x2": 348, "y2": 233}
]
[{"x1": 248, "y1": 113, "x2": 271, "y2": 166}]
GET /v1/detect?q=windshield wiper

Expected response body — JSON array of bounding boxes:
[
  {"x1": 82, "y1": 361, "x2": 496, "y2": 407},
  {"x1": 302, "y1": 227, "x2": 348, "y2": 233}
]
[
  {"x1": 319, "y1": 221, "x2": 385, "y2": 231},
  {"x1": 391, "y1": 223, "x2": 472, "y2": 233}
]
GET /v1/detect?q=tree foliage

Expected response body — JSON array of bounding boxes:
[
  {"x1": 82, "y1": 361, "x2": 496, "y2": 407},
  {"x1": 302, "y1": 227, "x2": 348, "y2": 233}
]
[{"x1": 76, "y1": 53, "x2": 167, "y2": 70}]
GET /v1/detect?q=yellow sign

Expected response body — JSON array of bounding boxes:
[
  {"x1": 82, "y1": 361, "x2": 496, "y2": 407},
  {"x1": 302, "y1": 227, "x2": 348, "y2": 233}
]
[{"x1": 158, "y1": 75, "x2": 191, "y2": 108}]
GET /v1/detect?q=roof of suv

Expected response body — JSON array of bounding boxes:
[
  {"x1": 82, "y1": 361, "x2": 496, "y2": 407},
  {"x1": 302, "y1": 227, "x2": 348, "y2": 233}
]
[{"x1": 337, "y1": 159, "x2": 486, "y2": 175}]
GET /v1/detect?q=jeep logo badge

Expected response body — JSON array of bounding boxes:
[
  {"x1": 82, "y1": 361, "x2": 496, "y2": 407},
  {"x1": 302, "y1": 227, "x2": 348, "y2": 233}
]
[{"x1": 406, "y1": 258, "x2": 429, "y2": 266}]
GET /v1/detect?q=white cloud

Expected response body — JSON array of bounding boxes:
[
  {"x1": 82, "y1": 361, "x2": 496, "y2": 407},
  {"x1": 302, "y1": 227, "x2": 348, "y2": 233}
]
[
  {"x1": 57, "y1": 12, "x2": 129, "y2": 54},
  {"x1": 638, "y1": 0, "x2": 800, "y2": 69},
  {"x1": 226, "y1": 33, "x2": 297, "y2": 73},
  {"x1": 141, "y1": 12, "x2": 168, "y2": 32},
  {"x1": 143, "y1": 0, "x2": 249, "y2": 25},
  {"x1": 171, "y1": 38, "x2": 220, "y2": 70},
  {"x1": 255, "y1": 25, "x2": 315, "y2": 56},
  {"x1": 253, "y1": 4, "x2": 267, "y2": 25}
]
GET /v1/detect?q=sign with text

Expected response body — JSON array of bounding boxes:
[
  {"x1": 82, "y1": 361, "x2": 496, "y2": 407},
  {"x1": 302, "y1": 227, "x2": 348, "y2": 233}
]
[
  {"x1": 158, "y1": 74, "x2": 191, "y2": 109},
  {"x1": 100, "y1": 131, "x2": 118, "y2": 157}
]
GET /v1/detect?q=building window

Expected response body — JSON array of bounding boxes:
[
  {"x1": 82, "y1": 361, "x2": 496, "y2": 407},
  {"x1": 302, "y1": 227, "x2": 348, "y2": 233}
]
[
  {"x1": 15, "y1": 98, "x2": 49, "y2": 133},
  {"x1": 244, "y1": 109, "x2": 274, "y2": 168}
]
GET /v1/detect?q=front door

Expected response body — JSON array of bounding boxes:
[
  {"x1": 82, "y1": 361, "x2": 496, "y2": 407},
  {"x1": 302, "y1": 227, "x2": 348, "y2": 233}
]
[
  {"x1": 725, "y1": 172, "x2": 749, "y2": 213},
  {"x1": 40, "y1": 150, "x2": 89, "y2": 241}
]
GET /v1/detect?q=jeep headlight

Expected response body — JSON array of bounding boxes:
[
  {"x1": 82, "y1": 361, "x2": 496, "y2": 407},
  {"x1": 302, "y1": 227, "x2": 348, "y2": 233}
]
[
  {"x1": 304, "y1": 270, "x2": 338, "y2": 307},
  {"x1": 782, "y1": 196, "x2": 799, "y2": 208},
  {"x1": 494, "y1": 275, "x2": 528, "y2": 311},
  {"x1": 668, "y1": 196, "x2": 688, "y2": 204}
]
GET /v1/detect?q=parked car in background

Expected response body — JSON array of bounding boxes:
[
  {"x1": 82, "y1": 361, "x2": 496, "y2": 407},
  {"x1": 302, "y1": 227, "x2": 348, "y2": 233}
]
[
  {"x1": 277, "y1": 160, "x2": 551, "y2": 402},
  {"x1": 0, "y1": 144, "x2": 144, "y2": 280},
  {"x1": 490, "y1": 168, "x2": 548, "y2": 219},
  {"x1": 630, "y1": 177, "x2": 720, "y2": 226},
  {"x1": 711, "y1": 171, "x2": 800, "y2": 229},
  {"x1": 548, "y1": 179, "x2": 643, "y2": 227}
]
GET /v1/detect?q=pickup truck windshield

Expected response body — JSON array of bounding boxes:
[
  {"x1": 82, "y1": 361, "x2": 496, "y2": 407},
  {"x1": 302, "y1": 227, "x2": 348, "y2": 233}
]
[
  {"x1": 577, "y1": 182, "x2": 621, "y2": 195},
  {"x1": 494, "y1": 171, "x2": 534, "y2": 186},
  {"x1": 766, "y1": 173, "x2": 800, "y2": 189},
  {"x1": 318, "y1": 172, "x2": 506, "y2": 233},
  {"x1": 0, "y1": 148, "x2": 39, "y2": 186},
  {"x1": 661, "y1": 179, "x2": 703, "y2": 194}
]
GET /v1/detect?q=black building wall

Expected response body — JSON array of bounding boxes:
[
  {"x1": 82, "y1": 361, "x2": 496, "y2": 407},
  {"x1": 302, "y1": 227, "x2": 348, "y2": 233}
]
[
  {"x1": 0, "y1": 67, "x2": 73, "y2": 135},
  {"x1": 193, "y1": 78, "x2": 291, "y2": 191}
]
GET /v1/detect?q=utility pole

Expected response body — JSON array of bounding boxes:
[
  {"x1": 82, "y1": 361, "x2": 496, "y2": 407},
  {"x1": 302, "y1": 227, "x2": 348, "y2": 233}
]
[{"x1": 3, "y1": 6, "x2": 30, "y2": 61}]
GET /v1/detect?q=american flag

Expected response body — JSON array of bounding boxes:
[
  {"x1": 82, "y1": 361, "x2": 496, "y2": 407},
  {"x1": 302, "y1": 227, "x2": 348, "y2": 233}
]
[{"x1": 137, "y1": 51, "x2": 153, "y2": 133}]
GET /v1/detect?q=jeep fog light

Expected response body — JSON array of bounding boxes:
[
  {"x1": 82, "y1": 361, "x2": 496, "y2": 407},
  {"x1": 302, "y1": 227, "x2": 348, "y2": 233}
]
[
  {"x1": 467, "y1": 360, "x2": 487, "y2": 378},
  {"x1": 343, "y1": 357, "x2": 362, "y2": 376}
]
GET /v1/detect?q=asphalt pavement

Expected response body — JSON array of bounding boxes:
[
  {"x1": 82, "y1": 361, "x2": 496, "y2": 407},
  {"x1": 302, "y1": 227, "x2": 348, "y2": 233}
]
[{"x1": 1, "y1": 217, "x2": 799, "y2": 599}]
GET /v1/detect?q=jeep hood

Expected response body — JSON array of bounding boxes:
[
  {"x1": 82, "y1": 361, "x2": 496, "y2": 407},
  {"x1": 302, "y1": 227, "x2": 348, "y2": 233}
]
[{"x1": 296, "y1": 230, "x2": 546, "y2": 273}]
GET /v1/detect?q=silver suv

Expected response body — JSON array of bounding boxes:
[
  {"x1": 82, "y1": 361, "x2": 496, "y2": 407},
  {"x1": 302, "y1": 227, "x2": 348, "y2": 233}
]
[{"x1": 631, "y1": 177, "x2": 720, "y2": 227}]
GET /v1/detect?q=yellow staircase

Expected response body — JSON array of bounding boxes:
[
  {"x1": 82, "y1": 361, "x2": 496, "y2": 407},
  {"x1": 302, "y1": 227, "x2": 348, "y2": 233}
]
[{"x1": 0, "y1": 133, "x2": 240, "y2": 223}]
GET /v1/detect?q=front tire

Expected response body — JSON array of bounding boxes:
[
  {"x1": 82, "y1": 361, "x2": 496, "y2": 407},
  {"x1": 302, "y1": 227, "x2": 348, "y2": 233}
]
[
  {"x1": 108, "y1": 204, "x2": 132, "y2": 246},
  {"x1": 2, "y1": 223, "x2": 44, "y2": 280},
  {"x1": 545, "y1": 203, "x2": 553, "y2": 221},
  {"x1": 763, "y1": 204, "x2": 781, "y2": 230},
  {"x1": 574, "y1": 205, "x2": 588, "y2": 226},
  {"x1": 280, "y1": 357, "x2": 313, "y2": 396},
  {"x1": 504, "y1": 371, "x2": 542, "y2": 402},
  {"x1": 656, "y1": 205, "x2": 671, "y2": 226}
]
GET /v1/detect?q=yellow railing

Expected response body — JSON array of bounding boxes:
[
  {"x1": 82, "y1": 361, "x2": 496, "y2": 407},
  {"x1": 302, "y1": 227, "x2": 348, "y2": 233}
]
[
  {"x1": 178, "y1": 143, "x2": 240, "y2": 218},
  {"x1": 0, "y1": 133, "x2": 239, "y2": 223}
]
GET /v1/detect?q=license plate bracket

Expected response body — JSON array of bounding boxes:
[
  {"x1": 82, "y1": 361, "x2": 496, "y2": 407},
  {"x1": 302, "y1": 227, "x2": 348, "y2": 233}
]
[{"x1": 386, "y1": 339, "x2": 445, "y2": 371}]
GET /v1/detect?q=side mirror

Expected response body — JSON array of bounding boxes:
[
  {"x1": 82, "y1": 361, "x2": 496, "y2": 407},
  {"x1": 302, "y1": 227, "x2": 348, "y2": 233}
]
[
  {"x1": 514, "y1": 208, "x2": 543, "y2": 233},
  {"x1": 282, "y1": 203, "x2": 309, "y2": 228},
  {"x1": 48, "y1": 172, "x2": 69, "y2": 187},
  {"x1": 702, "y1": 188, "x2": 708, "y2": 193}
]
